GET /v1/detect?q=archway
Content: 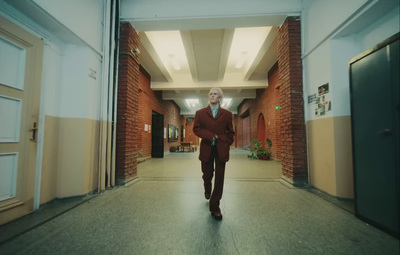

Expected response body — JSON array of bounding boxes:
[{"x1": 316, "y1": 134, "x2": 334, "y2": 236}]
[{"x1": 257, "y1": 114, "x2": 266, "y2": 149}]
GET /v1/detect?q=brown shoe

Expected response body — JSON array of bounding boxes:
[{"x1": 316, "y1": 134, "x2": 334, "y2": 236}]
[
  {"x1": 211, "y1": 211, "x2": 223, "y2": 220},
  {"x1": 205, "y1": 192, "x2": 210, "y2": 200}
]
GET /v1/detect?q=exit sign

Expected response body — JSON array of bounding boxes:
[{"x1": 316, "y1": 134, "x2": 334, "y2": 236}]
[{"x1": 275, "y1": 106, "x2": 281, "y2": 110}]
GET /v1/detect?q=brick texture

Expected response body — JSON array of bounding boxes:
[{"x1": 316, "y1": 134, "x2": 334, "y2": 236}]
[
  {"x1": 116, "y1": 22, "x2": 141, "y2": 184},
  {"x1": 184, "y1": 117, "x2": 198, "y2": 145},
  {"x1": 277, "y1": 17, "x2": 308, "y2": 185},
  {"x1": 236, "y1": 62, "x2": 281, "y2": 160},
  {"x1": 137, "y1": 67, "x2": 184, "y2": 157}
]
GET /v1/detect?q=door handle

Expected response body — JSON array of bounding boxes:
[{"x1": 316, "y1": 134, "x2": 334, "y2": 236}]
[
  {"x1": 377, "y1": 129, "x2": 392, "y2": 136},
  {"x1": 30, "y1": 122, "x2": 38, "y2": 141}
]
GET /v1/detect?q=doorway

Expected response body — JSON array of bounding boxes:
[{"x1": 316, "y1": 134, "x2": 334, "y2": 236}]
[
  {"x1": 151, "y1": 111, "x2": 164, "y2": 158},
  {"x1": 349, "y1": 33, "x2": 399, "y2": 238},
  {"x1": 257, "y1": 114, "x2": 266, "y2": 148},
  {"x1": 0, "y1": 16, "x2": 44, "y2": 224}
]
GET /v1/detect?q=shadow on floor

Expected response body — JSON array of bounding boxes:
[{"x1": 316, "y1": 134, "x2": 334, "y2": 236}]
[
  {"x1": 1, "y1": 149, "x2": 355, "y2": 247},
  {"x1": 0, "y1": 194, "x2": 97, "y2": 245}
]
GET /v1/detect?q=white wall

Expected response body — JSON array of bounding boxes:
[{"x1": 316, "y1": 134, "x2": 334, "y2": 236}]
[
  {"x1": 0, "y1": 1, "x2": 105, "y2": 121},
  {"x1": 57, "y1": 45, "x2": 102, "y2": 120},
  {"x1": 33, "y1": 0, "x2": 104, "y2": 53},
  {"x1": 303, "y1": 0, "x2": 400, "y2": 122},
  {"x1": 302, "y1": 0, "x2": 368, "y2": 55},
  {"x1": 121, "y1": 0, "x2": 302, "y2": 20},
  {"x1": 357, "y1": 6, "x2": 400, "y2": 51},
  {"x1": 303, "y1": 42, "x2": 332, "y2": 121},
  {"x1": 41, "y1": 40, "x2": 64, "y2": 117}
]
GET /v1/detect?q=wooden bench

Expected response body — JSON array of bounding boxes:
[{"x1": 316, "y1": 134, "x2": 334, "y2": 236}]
[{"x1": 180, "y1": 142, "x2": 195, "y2": 152}]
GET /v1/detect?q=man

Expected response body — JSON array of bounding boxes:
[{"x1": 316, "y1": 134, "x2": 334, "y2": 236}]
[{"x1": 193, "y1": 88, "x2": 235, "y2": 220}]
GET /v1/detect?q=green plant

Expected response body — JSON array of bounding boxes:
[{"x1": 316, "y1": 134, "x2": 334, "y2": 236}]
[{"x1": 248, "y1": 138, "x2": 272, "y2": 160}]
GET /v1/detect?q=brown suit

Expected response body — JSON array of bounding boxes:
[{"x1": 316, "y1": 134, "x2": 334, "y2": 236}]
[{"x1": 193, "y1": 105, "x2": 235, "y2": 212}]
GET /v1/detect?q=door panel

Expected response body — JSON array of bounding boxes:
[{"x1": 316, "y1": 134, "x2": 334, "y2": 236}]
[
  {"x1": 151, "y1": 112, "x2": 164, "y2": 158},
  {"x1": 0, "y1": 16, "x2": 43, "y2": 224},
  {"x1": 350, "y1": 34, "x2": 399, "y2": 237}
]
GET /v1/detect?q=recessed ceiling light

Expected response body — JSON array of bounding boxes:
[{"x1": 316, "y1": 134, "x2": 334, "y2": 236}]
[
  {"x1": 169, "y1": 54, "x2": 181, "y2": 70},
  {"x1": 221, "y1": 98, "x2": 232, "y2": 109},
  {"x1": 235, "y1": 51, "x2": 247, "y2": 69},
  {"x1": 185, "y1": 99, "x2": 200, "y2": 108}
]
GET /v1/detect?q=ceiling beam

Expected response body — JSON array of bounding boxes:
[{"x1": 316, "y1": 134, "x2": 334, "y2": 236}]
[
  {"x1": 180, "y1": 30, "x2": 198, "y2": 81},
  {"x1": 151, "y1": 79, "x2": 268, "y2": 90},
  {"x1": 162, "y1": 89, "x2": 257, "y2": 100},
  {"x1": 140, "y1": 33, "x2": 174, "y2": 82},
  {"x1": 218, "y1": 29, "x2": 234, "y2": 81},
  {"x1": 244, "y1": 26, "x2": 278, "y2": 80}
]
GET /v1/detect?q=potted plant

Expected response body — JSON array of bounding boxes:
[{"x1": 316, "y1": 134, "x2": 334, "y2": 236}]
[{"x1": 248, "y1": 138, "x2": 272, "y2": 160}]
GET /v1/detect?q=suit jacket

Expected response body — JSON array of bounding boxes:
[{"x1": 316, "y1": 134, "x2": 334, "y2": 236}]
[{"x1": 193, "y1": 105, "x2": 235, "y2": 163}]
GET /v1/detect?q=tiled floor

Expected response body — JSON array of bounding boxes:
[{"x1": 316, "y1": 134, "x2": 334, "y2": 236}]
[{"x1": 0, "y1": 149, "x2": 398, "y2": 254}]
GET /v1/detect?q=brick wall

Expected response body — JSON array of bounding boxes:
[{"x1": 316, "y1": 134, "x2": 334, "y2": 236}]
[
  {"x1": 277, "y1": 17, "x2": 308, "y2": 185},
  {"x1": 184, "y1": 118, "x2": 198, "y2": 145},
  {"x1": 236, "y1": 62, "x2": 281, "y2": 160},
  {"x1": 242, "y1": 116, "x2": 251, "y2": 148},
  {"x1": 116, "y1": 22, "x2": 140, "y2": 184},
  {"x1": 137, "y1": 67, "x2": 183, "y2": 157}
]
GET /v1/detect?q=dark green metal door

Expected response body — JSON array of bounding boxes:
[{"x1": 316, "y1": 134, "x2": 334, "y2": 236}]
[
  {"x1": 350, "y1": 34, "x2": 399, "y2": 238},
  {"x1": 152, "y1": 111, "x2": 164, "y2": 158}
]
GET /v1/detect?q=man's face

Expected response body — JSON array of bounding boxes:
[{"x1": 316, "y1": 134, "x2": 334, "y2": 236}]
[{"x1": 209, "y1": 90, "x2": 220, "y2": 104}]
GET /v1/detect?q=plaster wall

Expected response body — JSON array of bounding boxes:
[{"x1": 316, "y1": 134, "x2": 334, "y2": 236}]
[
  {"x1": 33, "y1": 0, "x2": 104, "y2": 52},
  {"x1": 303, "y1": 0, "x2": 399, "y2": 197}
]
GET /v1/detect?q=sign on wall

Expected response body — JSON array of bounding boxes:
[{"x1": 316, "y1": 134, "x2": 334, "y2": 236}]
[{"x1": 308, "y1": 83, "x2": 332, "y2": 117}]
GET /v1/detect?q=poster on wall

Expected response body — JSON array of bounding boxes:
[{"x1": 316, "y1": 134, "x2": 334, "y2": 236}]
[
  {"x1": 318, "y1": 83, "x2": 329, "y2": 95},
  {"x1": 308, "y1": 94, "x2": 316, "y2": 105},
  {"x1": 168, "y1": 124, "x2": 179, "y2": 142},
  {"x1": 313, "y1": 83, "x2": 332, "y2": 116}
]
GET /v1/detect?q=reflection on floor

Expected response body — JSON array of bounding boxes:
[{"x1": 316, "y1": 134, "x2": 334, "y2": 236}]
[{"x1": 0, "y1": 149, "x2": 398, "y2": 254}]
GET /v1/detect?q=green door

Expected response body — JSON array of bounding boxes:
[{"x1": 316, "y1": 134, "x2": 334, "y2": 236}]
[{"x1": 350, "y1": 34, "x2": 399, "y2": 238}]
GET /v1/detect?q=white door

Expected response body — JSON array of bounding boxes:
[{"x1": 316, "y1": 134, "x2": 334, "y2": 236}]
[{"x1": 0, "y1": 16, "x2": 43, "y2": 225}]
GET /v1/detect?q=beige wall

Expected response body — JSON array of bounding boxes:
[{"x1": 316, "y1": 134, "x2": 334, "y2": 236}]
[
  {"x1": 333, "y1": 116, "x2": 354, "y2": 198},
  {"x1": 40, "y1": 116, "x2": 60, "y2": 203},
  {"x1": 306, "y1": 116, "x2": 354, "y2": 199},
  {"x1": 40, "y1": 115, "x2": 100, "y2": 204}
]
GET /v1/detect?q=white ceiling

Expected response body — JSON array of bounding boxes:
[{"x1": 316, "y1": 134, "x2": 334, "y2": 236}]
[
  {"x1": 137, "y1": 25, "x2": 281, "y2": 116},
  {"x1": 122, "y1": 0, "x2": 298, "y2": 116},
  {"x1": 138, "y1": 26, "x2": 279, "y2": 116},
  {"x1": 3, "y1": 0, "x2": 302, "y2": 117}
]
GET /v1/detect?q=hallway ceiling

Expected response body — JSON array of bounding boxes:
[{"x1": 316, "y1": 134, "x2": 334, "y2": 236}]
[
  {"x1": 138, "y1": 26, "x2": 279, "y2": 116},
  {"x1": 122, "y1": 0, "x2": 302, "y2": 116},
  {"x1": 128, "y1": 14, "x2": 286, "y2": 116},
  {"x1": 3, "y1": 0, "x2": 298, "y2": 117}
]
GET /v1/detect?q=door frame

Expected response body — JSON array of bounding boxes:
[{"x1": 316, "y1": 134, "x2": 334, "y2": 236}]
[
  {"x1": 0, "y1": 15, "x2": 44, "y2": 224},
  {"x1": 349, "y1": 32, "x2": 400, "y2": 238},
  {"x1": 151, "y1": 111, "x2": 164, "y2": 158}
]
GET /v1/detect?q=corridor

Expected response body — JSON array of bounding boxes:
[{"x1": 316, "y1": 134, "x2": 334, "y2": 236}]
[{"x1": 0, "y1": 150, "x2": 398, "y2": 254}]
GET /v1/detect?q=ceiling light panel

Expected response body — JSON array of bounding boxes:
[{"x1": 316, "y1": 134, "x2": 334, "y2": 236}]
[
  {"x1": 145, "y1": 31, "x2": 188, "y2": 73},
  {"x1": 185, "y1": 98, "x2": 202, "y2": 109},
  {"x1": 228, "y1": 27, "x2": 272, "y2": 72},
  {"x1": 221, "y1": 98, "x2": 232, "y2": 109}
]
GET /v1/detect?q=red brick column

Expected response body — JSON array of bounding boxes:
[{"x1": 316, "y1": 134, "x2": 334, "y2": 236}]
[
  {"x1": 277, "y1": 17, "x2": 308, "y2": 186},
  {"x1": 116, "y1": 22, "x2": 140, "y2": 184}
]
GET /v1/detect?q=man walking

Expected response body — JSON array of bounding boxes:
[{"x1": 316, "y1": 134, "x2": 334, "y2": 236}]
[{"x1": 193, "y1": 88, "x2": 235, "y2": 220}]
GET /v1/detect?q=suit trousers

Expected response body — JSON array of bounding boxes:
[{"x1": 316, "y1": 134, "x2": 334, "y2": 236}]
[{"x1": 201, "y1": 146, "x2": 226, "y2": 212}]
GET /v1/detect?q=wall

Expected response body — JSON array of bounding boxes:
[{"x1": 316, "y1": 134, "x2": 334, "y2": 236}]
[
  {"x1": 42, "y1": 42, "x2": 102, "y2": 200},
  {"x1": 137, "y1": 67, "x2": 184, "y2": 157},
  {"x1": 33, "y1": 0, "x2": 104, "y2": 53},
  {"x1": 121, "y1": 0, "x2": 301, "y2": 22},
  {"x1": 302, "y1": 0, "x2": 400, "y2": 198},
  {"x1": 0, "y1": 1, "x2": 106, "y2": 203},
  {"x1": 117, "y1": 22, "x2": 140, "y2": 184},
  {"x1": 236, "y1": 62, "x2": 281, "y2": 159},
  {"x1": 184, "y1": 118, "x2": 198, "y2": 145}
]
